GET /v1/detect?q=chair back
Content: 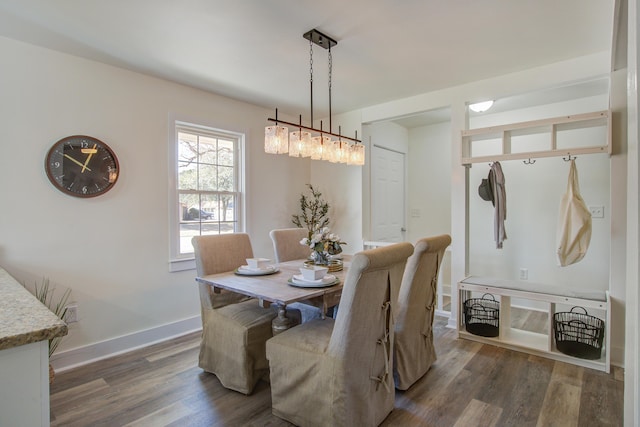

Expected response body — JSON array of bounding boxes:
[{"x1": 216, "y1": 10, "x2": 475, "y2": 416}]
[
  {"x1": 394, "y1": 234, "x2": 451, "y2": 390},
  {"x1": 192, "y1": 233, "x2": 254, "y2": 309},
  {"x1": 269, "y1": 228, "x2": 311, "y2": 263},
  {"x1": 328, "y1": 242, "x2": 413, "y2": 426},
  {"x1": 192, "y1": 233, "x2": 254, "y2": 276}
]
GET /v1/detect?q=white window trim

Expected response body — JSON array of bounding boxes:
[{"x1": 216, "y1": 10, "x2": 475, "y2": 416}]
[{"x1": 168, "y1": 115, "x2": 246, "y2": 272}]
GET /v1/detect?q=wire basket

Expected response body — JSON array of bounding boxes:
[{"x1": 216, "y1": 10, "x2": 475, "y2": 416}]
[
  {"x1": 553, "y1": 306, "x2": 605, "y2": 360},
  {"x1": 464, "y1": 293, "x2": 500, "y2": 337}
]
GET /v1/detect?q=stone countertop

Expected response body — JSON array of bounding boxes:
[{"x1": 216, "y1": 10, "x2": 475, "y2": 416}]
[{"x1": 0, "y1": 268, "x2": 68, "y2": 351}]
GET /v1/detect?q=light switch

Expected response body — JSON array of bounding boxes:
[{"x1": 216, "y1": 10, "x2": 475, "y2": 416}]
[{"x1": 411, "y1": 208, "x2": 421, "y2": 218}]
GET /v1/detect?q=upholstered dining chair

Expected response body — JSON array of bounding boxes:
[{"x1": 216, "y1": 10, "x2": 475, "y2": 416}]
[
  {"x1": 269, "y1": 227, "x2": 321, "y2": 322},
  {"x1": 269, "y1": 227, "x2": 311, "y2": 263},
  {"x1": 266, "y1": 242, "x2": 414, "y2": 427},
  {"x1": 393, "y1": 234, "x2": 451, "y2": 390},
  {"x1": 191, "y1": 233, "x2": 277, "y2": 395}
]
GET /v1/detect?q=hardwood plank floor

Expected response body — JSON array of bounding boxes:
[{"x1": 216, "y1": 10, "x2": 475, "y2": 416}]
[{"x1": 50, "y1": 311, "x2": 623, "y2": 427}]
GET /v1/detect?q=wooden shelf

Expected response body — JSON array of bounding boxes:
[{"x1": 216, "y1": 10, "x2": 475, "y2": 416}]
[{"x1": 461, "y1": 110, "x2": 611, "y2": 165}]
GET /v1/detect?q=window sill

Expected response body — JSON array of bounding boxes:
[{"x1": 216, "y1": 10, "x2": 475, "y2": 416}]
[{"x1": 169, "y1": 257, "x2": 196, "y2": 272}]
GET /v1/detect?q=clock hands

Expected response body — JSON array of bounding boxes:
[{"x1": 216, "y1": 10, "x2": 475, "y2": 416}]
[
  {"x1": 81, "y1": 143, "x2": 97, "y2": 173},
  {"x1": 63, "y1": 153, "x2": 92, "y2": 172}
]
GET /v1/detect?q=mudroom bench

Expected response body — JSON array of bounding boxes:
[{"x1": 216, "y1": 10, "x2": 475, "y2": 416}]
[{"x1": 457, "y1": 276, "x2": 610, "y2": 372}]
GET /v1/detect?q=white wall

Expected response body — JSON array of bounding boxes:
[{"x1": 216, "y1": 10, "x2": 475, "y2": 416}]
[
  {"x1": 407, "y1": 121, "x2": 452, "y2": 243},
  {"x1": 0, "y1": 37, "x2": 311, "y2": 365},
  {"x1": 467, "y1": 95, "x2": 610, "y2": 290}
]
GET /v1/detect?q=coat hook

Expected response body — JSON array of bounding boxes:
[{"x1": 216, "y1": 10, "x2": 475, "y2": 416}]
[
  {"x1": 563, "y1": 154, "x2": 576, "y2": 162},
  {"x1": 523, "y1": 158, "x2": 536, "y2": 165}
]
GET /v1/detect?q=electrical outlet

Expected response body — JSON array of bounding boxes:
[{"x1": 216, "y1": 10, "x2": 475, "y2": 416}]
[
  {"x1": 65, "y1": 304, "x2": 78, "y2": 323},
  {"x1": 589, "y1": 205, "x2": 605, "y2": 218},
  {"x1": 519, "y1": 268, "x2": 528, "y2": 280}
]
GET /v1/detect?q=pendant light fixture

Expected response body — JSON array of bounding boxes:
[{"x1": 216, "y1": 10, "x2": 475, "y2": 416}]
[{"x1": 264, "y1": 29, "x2": 365, "y2": 166}]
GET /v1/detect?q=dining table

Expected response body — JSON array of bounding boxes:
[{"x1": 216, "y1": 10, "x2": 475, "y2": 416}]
[{"x1": 195, "y1": 256, "x2": 350, "y2": 334}]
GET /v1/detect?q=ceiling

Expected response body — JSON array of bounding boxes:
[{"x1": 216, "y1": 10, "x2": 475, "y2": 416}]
[{"x1": 0, "y1": 1, "x2": 616, "y2": 125}]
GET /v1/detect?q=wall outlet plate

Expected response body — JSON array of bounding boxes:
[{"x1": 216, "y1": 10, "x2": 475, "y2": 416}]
[
  {"x1": 65, "y1": 304, "x2": 78, "y2": 323},
  {"x1": 589, "y1": 205, "x2": 605, "y2": 218},
  {"x1": 519, "y1": 268, "x2": 528, "y2": 280}
]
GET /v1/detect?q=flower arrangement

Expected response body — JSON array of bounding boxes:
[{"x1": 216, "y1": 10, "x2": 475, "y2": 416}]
[
  {"x1": 300, "y1": 227, "x2": 346, "y2": 265},
  {"x1": 291, "y1": 184, "x2": 330, "y2": 240}
]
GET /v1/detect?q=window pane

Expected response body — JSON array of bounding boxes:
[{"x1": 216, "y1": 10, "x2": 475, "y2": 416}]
[
  {"x1": 218, "y1": 139, "x2": 234, "y2": 166},
  {"x1": 201, "y1": 194, "x2": 218, "y2": 221},
  {"x1": 179, "y1": 193, "x2": 199, "y2": 220},
  {"x1": 178, "y1": 160, "x2": 197, "y2": 190},
  {"x1": 218, "y1": 165, "x2": 234, "y2": 191},
  {"x1": 199, "y1": 136, "x2": 217, "y2": 165},
  {"x1": 179, "y1": 222, "x2": 199, "y2": 254},
  {"x1": 220, "y1": 222, "x2": 236, "y2": 234},
  {"x1": 220, "y1": 195, "x2": 235, "y2": 222},
  {"x1": 198, "y1": 164, "x2": 218, "y2": 191},
  {"x1": 178, "y1": 132, "x2": 198, "y2": 163}
]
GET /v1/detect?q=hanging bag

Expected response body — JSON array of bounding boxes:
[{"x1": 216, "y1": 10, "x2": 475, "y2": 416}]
[{"x1": 556, "y1": 159, "x2": 592, "y2": 266}]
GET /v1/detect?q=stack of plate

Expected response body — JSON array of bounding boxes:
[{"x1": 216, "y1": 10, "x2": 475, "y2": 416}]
[
  {"x1": 304, "y1": 259, "x2": 343, "y2": 272},
  {"x1": 289, "y1": 274, "x2": 339, "y2": 288},
  {"x1": 235, "y1": 265, "x2": 279, "y2": 276}
]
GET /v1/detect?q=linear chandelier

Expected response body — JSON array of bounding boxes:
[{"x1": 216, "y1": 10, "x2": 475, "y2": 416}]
[{"x1": 264, "y1": 29, "x2": 365, "y2": 166}]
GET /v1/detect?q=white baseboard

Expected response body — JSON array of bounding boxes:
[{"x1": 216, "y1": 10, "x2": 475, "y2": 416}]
[{"x1": 50, "y1": 316, "x2": 202, "y2": 373}]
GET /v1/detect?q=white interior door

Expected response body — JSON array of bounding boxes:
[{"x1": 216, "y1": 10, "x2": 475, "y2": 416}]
[{"x1": 371, "y1": 145, "x2": 405, "y2": 242}]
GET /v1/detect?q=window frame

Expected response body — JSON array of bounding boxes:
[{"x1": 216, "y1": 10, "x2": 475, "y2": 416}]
[{"x1": 168, "y1": 118, "x2": 245, "y2": 272}]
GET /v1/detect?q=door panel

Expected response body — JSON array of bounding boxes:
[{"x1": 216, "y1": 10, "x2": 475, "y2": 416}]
[{"x1": 372, "y1": 146, "x2": 405, "y2": 242}]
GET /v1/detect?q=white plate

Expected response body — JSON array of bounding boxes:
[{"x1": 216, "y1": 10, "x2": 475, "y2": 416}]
[
  {"x1": 288, "y1": 274, "x2": 339, "y2": 288},
  {"x1": 235, "y1": 265, "x2": 279, "y2": 276}
]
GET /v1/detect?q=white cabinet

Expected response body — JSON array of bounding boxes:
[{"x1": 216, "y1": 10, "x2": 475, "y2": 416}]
[{"x1": 457, "y1": 276, "x2": 610, "y2": 373}]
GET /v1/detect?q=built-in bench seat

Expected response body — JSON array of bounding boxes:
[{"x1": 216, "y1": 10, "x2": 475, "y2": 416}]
[
  {"x1": 460, "y1": 275, "x2": 607, "y2": 302},
  {"x1": 457, "y1": 275, "x2": 610, "y2": 372}
]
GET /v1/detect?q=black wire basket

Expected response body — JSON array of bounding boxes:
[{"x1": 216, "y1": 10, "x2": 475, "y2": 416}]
[
  {"x1": 553, "y1": 306, "x2": 605, "y2": 360},
  {"x1": 464, "y1": 293, "x2": 500, "y2": 337}
]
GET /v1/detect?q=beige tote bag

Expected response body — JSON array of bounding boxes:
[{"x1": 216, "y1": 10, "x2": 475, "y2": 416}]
[{"x1": 556, "y1": 159, "x2": 592, "y2": 266}]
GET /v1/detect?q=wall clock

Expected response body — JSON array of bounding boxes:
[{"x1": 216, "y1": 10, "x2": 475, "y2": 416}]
[{"x1": 45, "y1": 135, "x2": 119, "y2": 198}]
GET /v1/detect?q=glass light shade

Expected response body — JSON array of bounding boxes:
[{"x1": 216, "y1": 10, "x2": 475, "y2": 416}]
[
  {"x1": 333, "y1": 140, "x2": 349, "y2": 163},
  {"x1": 322, "y1": 137, "x2": 335, "y2": 161},
  {"x1": 468, "y1": 100, "x2": 494, "y2": 113},
  {"x1": 326, "y1": 138, "x2": 339, "y2": 162},
  {"x1": 264, "y1": 125, "x2": 289, "y2": 154},
  {"x1": 348, "y1": 143, "x2": 365, "y2": 166},
  {"x1": 329, "y1": 139, "x2": 346, "y2": 163},
  {"x1": 310, "y1": 135, "x2": 331, "y2": 160},
  {"x1": 289, "y1": 130, "x2": 312, "y2": 157}
]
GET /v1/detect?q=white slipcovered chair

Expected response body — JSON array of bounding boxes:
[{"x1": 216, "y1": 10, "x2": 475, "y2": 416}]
[
  {"x1": 269, "y1": 227, "x2": 311, "y2": 263},
  {"x1": 269, "y1": 227, "x2": 321, "y2": 322},
  {"x1": 266, "y1": 242, "x2": 414, "y2": 427},
  {"x1": 191, "y1": 233, "x2": 277, "y2": 395},
  {"x1": 393, "y1": 234, "x2": 451, "y2": 390}
]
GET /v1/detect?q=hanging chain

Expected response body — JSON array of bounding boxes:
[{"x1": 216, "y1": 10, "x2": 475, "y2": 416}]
[
  {"x1": 328, "y1": 47, "x2": 332, "y2": 91},
  {"x1": 309, "y1": 38, "x2": 313, "y2": 85}
]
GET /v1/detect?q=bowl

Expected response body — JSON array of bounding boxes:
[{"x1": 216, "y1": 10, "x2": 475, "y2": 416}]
[
  {"x1": 246, "y1": 258, "x2": 270, "y2": 269},
  {"x1": 300, "y1": 266, "x2": 329, "y2": 281}
]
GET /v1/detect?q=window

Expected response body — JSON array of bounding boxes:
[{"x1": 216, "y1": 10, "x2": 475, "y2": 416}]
[{"x1": 170, "y1": 121, "x2": 244, "y2": 270}]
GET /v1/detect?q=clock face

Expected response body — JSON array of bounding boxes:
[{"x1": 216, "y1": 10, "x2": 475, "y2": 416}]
[{"x1": 45, "y1": 135, "x2": 119, "y2": 198}]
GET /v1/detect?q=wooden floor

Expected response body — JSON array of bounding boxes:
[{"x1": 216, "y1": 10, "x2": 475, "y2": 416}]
[{"x1": 50, "y1": 309, "x2": 623, "y2": 427}]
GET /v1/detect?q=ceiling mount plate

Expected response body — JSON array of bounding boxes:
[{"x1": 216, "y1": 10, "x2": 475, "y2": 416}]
[{"x1": 303, "y1": 29, "x2": 337, "y2": 49}]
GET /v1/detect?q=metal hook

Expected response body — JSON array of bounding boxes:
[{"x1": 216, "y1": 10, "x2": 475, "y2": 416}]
[
  {"x1": 563, "y1": 154, "x2": 576, "y2": 162},
  {"x1": 523, "y1": 158, "x2": 536, "y2": 165}
]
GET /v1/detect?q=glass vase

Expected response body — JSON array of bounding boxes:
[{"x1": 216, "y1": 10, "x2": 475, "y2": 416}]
[{"x1": 312, "y1": 250, "x2": 330, "y2": 266}]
